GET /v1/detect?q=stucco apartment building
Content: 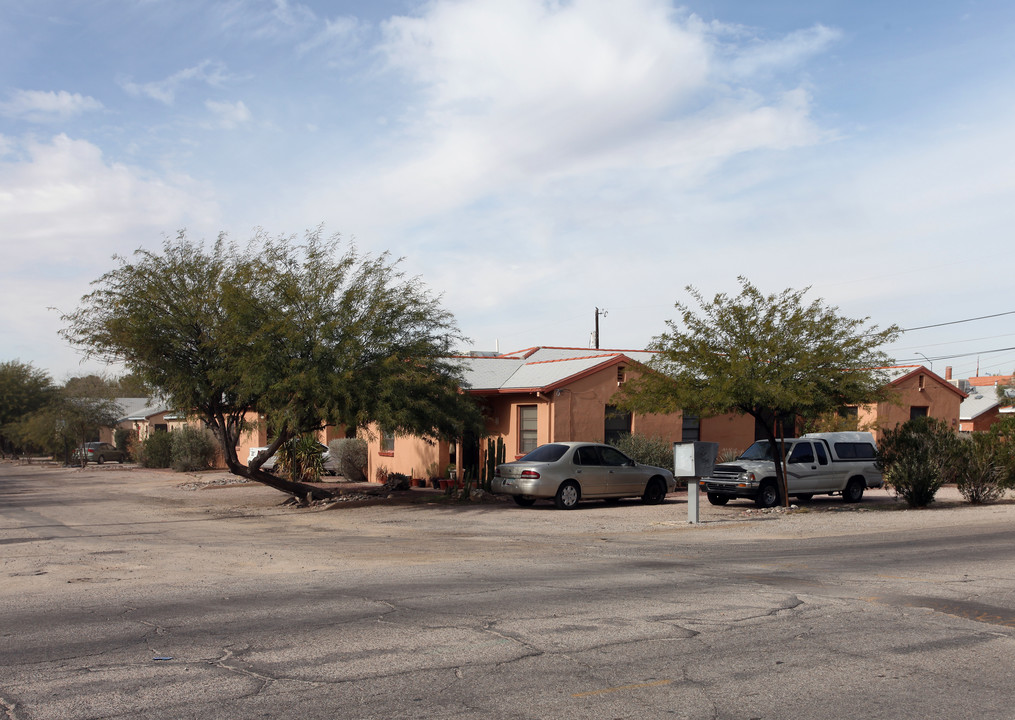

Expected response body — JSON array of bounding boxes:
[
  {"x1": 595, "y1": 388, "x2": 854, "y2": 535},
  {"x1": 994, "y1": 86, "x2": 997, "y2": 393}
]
[{"x1": 360, "y1": 346, "x2": 756, "y2": 484}]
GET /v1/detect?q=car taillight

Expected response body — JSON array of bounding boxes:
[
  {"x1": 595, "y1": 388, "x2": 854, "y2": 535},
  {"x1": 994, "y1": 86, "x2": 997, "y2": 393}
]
[{"x1": 520, "y1": 470, "x2": 540, "y2": 479}]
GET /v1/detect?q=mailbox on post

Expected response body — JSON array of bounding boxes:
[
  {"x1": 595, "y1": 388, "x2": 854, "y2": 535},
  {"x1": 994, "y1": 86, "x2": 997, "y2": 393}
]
[{"x1": 673, "y1": 441, "x2": 718, "y2": 524}]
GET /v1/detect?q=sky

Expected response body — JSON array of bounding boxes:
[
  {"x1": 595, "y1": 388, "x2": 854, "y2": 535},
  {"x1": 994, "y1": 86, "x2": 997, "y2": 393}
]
[{"x1": 2, "y1": 0, "x2": 1014, "y2": 384}]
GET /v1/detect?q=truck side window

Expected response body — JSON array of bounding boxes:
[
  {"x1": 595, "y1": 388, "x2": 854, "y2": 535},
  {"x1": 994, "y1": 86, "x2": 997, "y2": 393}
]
[
  {"x1": 789, "y1": 442, "x2": 814, "y2": 464},
  {"x1": 815, "y1": 443, "x2": 828, "y2": 465}
]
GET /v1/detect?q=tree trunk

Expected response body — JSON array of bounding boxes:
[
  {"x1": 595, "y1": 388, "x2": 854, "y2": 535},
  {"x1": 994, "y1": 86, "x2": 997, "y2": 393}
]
[{"x1": 209, "y1": 414, "x2": 335, "y2": 502}]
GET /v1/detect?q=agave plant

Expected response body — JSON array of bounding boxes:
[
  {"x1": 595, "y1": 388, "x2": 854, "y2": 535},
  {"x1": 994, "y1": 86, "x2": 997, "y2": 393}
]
[{"x1": 275, "y1": 434, "x2": 325, "y2": 482}]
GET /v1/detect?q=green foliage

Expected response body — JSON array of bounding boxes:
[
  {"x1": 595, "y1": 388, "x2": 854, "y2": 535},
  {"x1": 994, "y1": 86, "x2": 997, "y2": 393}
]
[
  {"x1": 0, "y1": 360, "x2": 56, "y2": 455},
  {"x1": 61, "y1": 227, "x2": 483, "y2": 498},
  {"x1": 481, "y1": 436, "x2": 506, "y2": 491},
  {"x1": 170, "y1": 426, "x2": 218, "y2": 472},
  {"x1": 139, "y1": 431, "x2": 173, "y2": 468},
  {"x1": 987, "y1": 416, "x2": 1015, "y2": 489},
  {"x1": 113, "y1": 428, "x2": 133, "y2": 456},
  {"x1": 275, "y1": 434, "x2": 325, "y2": 482},
  {"x1": 877, "y1": 417, "x2": 961, "y2": 507},
  {"x1": 619, "y1": 278, "x2": 900, "y2": 504},
  {"x1": 329, "y1": 438, "x2": 367, "y2": 482},
  {"x1": 612, "y1": 433, "x2": 673, "y2": 470},
  {"x1": 954, "y1": 432, "x2": 1005, "y2": 504}
]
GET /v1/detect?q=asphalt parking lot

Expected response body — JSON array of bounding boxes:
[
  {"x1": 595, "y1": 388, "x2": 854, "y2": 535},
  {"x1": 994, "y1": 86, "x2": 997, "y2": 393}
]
[{"x1": 3, "y1": 462, "x2": 1015, "y2": 719}]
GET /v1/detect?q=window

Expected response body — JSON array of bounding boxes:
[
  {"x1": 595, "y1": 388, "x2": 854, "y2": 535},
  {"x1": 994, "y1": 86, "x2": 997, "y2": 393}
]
[
  {"x1": 910, "y1": 406, "x2": 929, "y2": 420},
  {"x1": 604, "y1": 405, "x2": 631, "y2": 445},
  {"x1": 599, "y1": 446, "x2": 632, "y2": 467},
  {"x1": 519, "y1": 405, "x2": 538, "y2": 455},
  {"x1": 788, "y1": 442, "x2": 814, "y2": 464},
  {"x1": 574, "y1": 445, "x2": 602, "y2": 466},
  {"x1": 380, "y1": 430, "x2": 395, "y2": 455},
  {"x1": 814, "y1": 442, "x2": 828, "y2": 465},
  {"x1": 682, "y1": 415, "x2": 700, "y2": 443}
]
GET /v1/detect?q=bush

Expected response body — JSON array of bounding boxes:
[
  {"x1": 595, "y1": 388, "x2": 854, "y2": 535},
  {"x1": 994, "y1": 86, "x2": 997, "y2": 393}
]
[
  {"x1": 170, "y1": 425, "x2": 218, "y2": 472},
  {"x1": 329, "y1": 437, "x2": 367, "y2": 482},
  {"x1": 955, "y1": 432, "x2": 1005, "y2": 504},
  {"x1": 138, "y1": 431, "x2": 173, "y2": 468},
  {"x1": 612, "y1": 433, "x2": 672, "y2": 470},
  {"x1": 113, "y1": 427, "x2": 132, "y2": 457},
  {"x1": 275, "y1": 434, "x2": 325, "y2": 482},
  {"x1": 877, "y1": 417, "x2": 961, "y2": 507}
]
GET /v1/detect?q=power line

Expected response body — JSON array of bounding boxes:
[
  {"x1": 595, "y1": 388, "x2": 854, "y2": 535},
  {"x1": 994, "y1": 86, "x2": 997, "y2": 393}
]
[{"x1": 902, "y1": 310, "x2": 1015, "y2": 332}]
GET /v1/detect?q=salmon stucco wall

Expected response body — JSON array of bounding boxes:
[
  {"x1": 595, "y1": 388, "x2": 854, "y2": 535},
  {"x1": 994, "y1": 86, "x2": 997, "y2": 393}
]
[
  {"x1": 861, "y1": 371, "x2": 963, "y2": 440},
  {"x1": 699, "y1": 413, "x2": 755, "y2": 455}
]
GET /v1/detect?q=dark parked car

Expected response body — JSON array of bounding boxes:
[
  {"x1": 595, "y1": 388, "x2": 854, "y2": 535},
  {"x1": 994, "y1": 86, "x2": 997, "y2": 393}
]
[
  {"x1": 75, "y1": 442, "x2": 126, "y2": 464},
  {"x1": 491, "y1": 442, "x2": 676, "y2": 509}
]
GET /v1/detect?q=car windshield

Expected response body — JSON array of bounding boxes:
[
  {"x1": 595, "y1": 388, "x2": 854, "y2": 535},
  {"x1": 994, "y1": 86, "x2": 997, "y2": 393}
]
[
  {"x1": 739, "y1": 440, "x2": 795, "y2": 461},
  {"x1": 519, "y1": 444, "x2": 570, "y2": 462}
]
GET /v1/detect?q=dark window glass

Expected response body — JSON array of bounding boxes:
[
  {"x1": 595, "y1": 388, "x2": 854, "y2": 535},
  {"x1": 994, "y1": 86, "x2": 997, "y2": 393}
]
[
  {"x1": 574, "y1": 446, "x2": 602, "y2": 466},
  {"x1": 599, "y1": 446, "x2": 632, "y2": 467},
  {"x1": 789, "y1": 442, "x2": 814, "y2": 464},
  {"x1": 520, "y1": 443, "x2": 569, "y2": 462},
  {"x1": 910, "y1": 406, "x2": 929, "y2": 419},
  {"x1": 815, "y1": 443, "x2": 828, "y2": 465},
  {"x1": 604, "y1": 405, "x2": 632, "y2": 445}
]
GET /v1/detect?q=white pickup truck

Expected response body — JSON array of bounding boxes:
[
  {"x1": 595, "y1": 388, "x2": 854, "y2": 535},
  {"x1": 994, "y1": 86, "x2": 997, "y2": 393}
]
[{"x1": 698, "y1": 431, "x2": 883, "y2": 508}]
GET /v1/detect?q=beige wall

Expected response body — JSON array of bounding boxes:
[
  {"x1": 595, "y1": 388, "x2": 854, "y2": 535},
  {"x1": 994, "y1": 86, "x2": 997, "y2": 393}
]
[
  {"x1": 362, "y1": 424, "x2": 452, "y2": 483},
  {"x1": 860, "y1": 371, "x2": 963, "y2": 440},
  {"x1": 699, "y1": 413, "x2": 756, "y2": 455}
]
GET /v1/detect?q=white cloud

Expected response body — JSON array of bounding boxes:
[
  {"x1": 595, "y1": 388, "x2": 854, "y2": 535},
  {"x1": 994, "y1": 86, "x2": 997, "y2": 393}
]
[
  {"x1": 0, "y1": 134, "x2": 218, "y2": 271},
  {"x1": 120, "y1": 60, "x2": 230, "y2": 104},
  {"x1": 332, "y1": 0, "x2": 829, "y2": 228},
  {"x1": 0, "y1": 89, "x2": 104, "y2": 122},
  {"x1": 206, "y1": 99, "x2": 251, "y2": 128}
]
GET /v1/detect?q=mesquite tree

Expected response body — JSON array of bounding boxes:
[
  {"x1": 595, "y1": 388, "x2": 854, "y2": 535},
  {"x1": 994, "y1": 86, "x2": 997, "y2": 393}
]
[
  {"x1": 619, "y1": 278, "x2": 900, "y2": 506},
  {"x1": 62, "y1": 228, "x2": 480, "y2": 500}
]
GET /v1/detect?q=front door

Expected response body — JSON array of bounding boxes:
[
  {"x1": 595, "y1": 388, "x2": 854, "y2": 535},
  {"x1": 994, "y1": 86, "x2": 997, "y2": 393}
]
[{"x1": 599, "y1": 445, "x2": 644, "y2": 496}]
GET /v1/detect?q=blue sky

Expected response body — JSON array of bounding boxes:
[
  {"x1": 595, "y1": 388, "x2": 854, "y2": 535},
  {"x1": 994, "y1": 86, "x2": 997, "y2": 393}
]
[{"x1": 2, "y1": 0, "x2": 1014, "y2": 383}]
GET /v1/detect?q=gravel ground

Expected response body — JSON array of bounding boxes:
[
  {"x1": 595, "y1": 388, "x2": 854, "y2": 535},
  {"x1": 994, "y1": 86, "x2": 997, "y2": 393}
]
[{"x1": 13, "y1": 460, "x2": 1011, "y2": 545}]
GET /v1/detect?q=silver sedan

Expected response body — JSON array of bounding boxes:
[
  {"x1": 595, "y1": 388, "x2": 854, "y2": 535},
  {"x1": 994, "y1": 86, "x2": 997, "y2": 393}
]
[{"x1": 492, "y1": 442, "x2": 676, "y2": 509}]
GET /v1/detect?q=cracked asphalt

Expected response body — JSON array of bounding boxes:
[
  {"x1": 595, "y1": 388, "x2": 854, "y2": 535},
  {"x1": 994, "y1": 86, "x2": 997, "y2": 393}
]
[{"x1": 2, "y1": 462, "x2": 1015, "y2": 719}]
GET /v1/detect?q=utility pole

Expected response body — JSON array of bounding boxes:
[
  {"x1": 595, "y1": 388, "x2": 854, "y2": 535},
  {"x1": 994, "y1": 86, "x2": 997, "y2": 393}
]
[{"x1": 594, "y1": 307, "x2": 608, "y2": 349}]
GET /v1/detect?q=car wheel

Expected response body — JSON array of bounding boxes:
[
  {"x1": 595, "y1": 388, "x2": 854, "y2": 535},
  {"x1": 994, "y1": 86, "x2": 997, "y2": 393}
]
[
  {"x1": 755, "y1": 481, "x2": 780, "y2": 508},
  {"x1": 96, "y1": 455, "x2": 105, "y2": 465},
  {"x1": 795, "y1": 493, "x2": 813, "y2": 502},
  {"x1": 707, "y1": 493, "x2": 729, "y2": 506},
  {"x1": 843, "y1": 478, "x2": 865, "y2": 503},
  {"x1": 513, "y1": 496, "x2": 536, "y2": 507},
  {"x1": 117, "y1": 455, "x2": 125, "y2": 464},
  {"x1": 554, "y1": 481, "x2": 581, "y2": 510},
  {"x1": 641, "y1": 478, "x2": 667, "y2": 505}
]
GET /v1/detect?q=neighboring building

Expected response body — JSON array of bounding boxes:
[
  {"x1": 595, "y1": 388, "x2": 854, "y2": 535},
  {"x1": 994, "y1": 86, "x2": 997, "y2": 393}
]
[
  {"x1": 361, "y1": 346, "x2": 703, "y2": 484},
  {"x1": 959, "y1": 390, "x2": 1002, "y2": 433},
  {"x1": 857, "y1": 365, "x2": 966, "y2": 440}
]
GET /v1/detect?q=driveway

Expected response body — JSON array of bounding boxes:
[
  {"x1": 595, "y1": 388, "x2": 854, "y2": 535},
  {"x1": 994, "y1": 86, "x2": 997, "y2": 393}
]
[{"x1": 2, "y1": 462, "x2": 1015, "y2": 719}]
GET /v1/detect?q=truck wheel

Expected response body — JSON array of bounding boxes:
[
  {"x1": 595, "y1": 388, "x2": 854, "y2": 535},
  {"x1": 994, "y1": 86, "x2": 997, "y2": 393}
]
[
  {"x1": 641, "y1": 478, "x2": 667, "y2": 505},
  {"x1": 96, "y1": 455, "x2": 104, "y2": 465},
  {"x1": 843, "y1": 478, "x2": 865, "y2": 503},
  {"x1": 755, "y1": 481, "x2": 780, "y2": 508},
  {"x1": 707, "y1": 493, "x2": 729, "y2": 506},
  {"x1": 554, "y1": 481, "x2": 581, "y2": 510},
  {"x1": 513, "y1": 496, "x2": 536, "y2": 507}
]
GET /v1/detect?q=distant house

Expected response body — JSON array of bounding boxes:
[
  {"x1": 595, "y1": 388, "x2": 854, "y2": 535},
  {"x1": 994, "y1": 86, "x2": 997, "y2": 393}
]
[
  {"x1": 858, "y1": 365, "x2": 966, "y2": 440},
  {"x1": 959, "y1": 390, "x2": 1002, "y2": 432},
  {"x1": 361, "y1": 346, "x2": 704, "y2": 483}
]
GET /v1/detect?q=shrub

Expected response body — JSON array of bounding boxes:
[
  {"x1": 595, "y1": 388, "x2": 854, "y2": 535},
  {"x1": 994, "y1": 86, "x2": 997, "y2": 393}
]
[
  {"x1": 955, "y1": 432, "x2": 1005, "y2": 504},
  {"x1": 138, "y1": 431, "x2": 173, "y2": 468},
  {"x1": 170, "y1": 425, "x2": 218, "y2": 472},
  {"x1": 329, "y1": 438, "x2": 367, "y2": 482},
  {"x1": 877, "y1": 417, "x2": 962, "y2": 508},
  {"x1": 612, "y1": 433, "x2": 672, "y2": 470},
  {"x1": 113, "y1": 427, "x2": 132, "y2": 456},
  {"x1": 276, "y1": 434, "x2": 325, "y2": 482}
]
